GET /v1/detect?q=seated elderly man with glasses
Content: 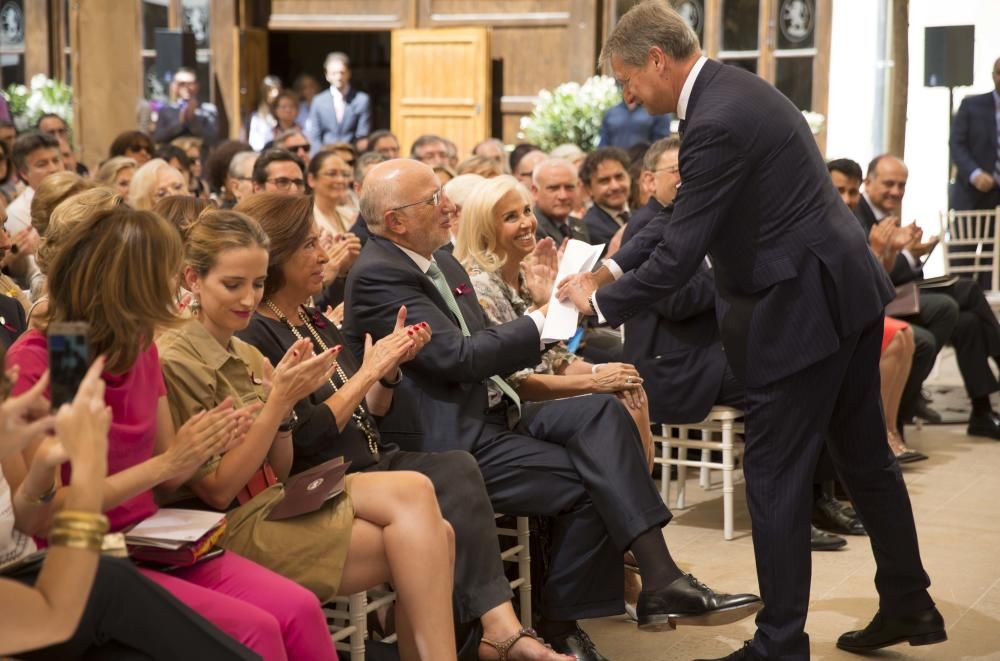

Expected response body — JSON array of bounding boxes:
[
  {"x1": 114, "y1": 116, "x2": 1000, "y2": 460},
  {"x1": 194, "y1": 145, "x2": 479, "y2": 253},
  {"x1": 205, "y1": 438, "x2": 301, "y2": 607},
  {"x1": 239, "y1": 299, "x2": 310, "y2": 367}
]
[
  {"x1": 343, "y1": 159, "x2": 761, "y2": 661},
  {"x1": 251, "y1": 148, "x2": 307, "y2": 194}
]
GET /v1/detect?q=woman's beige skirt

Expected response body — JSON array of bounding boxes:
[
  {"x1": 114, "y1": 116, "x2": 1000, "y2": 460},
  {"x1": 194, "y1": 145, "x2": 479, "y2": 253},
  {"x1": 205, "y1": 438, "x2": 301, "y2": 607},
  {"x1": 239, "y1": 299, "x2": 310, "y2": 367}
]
[{"x1": 220, "y1": 476, "x2": 355, "y2": 602}]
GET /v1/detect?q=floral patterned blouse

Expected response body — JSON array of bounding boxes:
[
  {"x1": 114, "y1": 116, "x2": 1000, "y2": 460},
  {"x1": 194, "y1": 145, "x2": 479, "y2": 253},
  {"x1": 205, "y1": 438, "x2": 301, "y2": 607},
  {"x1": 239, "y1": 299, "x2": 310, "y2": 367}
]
[{"x1": 469, "y1": 266, "x2": 578, "y2": 388}]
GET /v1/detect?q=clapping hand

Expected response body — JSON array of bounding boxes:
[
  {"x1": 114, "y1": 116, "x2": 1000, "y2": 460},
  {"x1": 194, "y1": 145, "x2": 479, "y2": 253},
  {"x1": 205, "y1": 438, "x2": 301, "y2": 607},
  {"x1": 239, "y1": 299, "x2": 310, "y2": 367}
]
[
  {"x1": 164, "y1": 398, "x2": 244, "y2": 477},
  {"x1": 362, "y1": 306, "x2": 423, "y2": 380},
  {"x1": 268, "y1": 338, "x2": 341, "y2": 411},
  {"x1": 525, "y1": 237, "x2": 559, "y2": 304},
  {"x1": 321, "y1": 232, "x2": 363, "y2": 284},
  {"x1": 903, "y1": 222, "x2": 938, "y2": 258},
  {"x1": 0, "y1": 368, "x2": 54, "y2": 459}
]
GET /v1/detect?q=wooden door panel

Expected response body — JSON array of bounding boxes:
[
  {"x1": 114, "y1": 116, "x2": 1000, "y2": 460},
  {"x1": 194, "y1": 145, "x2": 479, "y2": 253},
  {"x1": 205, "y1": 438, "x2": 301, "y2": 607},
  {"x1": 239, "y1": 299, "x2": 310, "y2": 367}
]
[{"x1": 391, "y1": 27, "x2": 490, "y2": 156}]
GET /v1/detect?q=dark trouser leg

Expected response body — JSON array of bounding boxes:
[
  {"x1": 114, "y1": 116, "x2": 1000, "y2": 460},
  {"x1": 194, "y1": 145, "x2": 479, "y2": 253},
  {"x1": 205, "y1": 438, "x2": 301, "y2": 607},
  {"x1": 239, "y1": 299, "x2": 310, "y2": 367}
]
[
  {"x1": 474, "y1": 397, "x2": 670, "y2": 621},
  {"x1": 951, "y1": 310, "x2": 1000, "y2": 400},
  {"x1": 743, "y1": 319, "x2": 931, "y2": 659},
  {"x1": 380, "y1": 449, "x2": 511, "y2": 661},
  {"x1": 897, "y1": 324, "x2": 941, "y2": 423},
  {"x1": 716, "y1": 364, "x2": 746, "y2": 409},
  {"x1": 825, "y1": 321, "x2": 934, "y2": 618},
  {"x1": 18, "y1": 557, "x2": 258, "y2": 661}
]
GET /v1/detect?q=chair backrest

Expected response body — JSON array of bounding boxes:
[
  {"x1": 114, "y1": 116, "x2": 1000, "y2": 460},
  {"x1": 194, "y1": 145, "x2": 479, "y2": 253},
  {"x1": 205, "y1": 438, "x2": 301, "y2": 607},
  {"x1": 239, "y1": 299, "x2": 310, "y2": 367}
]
[{"x1": 939, "y1": 207, "x2": 1000, "y2": 292}]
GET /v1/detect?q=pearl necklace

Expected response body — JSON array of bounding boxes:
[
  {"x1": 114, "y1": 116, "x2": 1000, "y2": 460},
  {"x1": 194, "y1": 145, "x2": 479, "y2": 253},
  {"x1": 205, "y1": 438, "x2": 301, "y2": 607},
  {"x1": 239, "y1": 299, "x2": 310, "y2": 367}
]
[{"x1": 263, "y1": 299, "x2": 379, "y2": 457}]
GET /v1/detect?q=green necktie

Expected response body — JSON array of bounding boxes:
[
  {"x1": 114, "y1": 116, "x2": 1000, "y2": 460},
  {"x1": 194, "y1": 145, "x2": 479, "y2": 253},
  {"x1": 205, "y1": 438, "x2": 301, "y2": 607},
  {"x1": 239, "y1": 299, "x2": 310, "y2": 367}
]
[{"x1": 425, "y1": 262, "x2": 522, "y2": 415}]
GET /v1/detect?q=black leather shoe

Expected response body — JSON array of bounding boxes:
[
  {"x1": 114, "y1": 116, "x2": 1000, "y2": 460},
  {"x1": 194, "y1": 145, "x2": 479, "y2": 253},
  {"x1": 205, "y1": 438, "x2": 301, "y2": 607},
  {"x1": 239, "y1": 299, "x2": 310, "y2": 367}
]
[
  {"x1": 967, "y1": 411, "x2": 1000, "y2": 439},
  {"x1": 636, "y1": 574, "x2": 762, "y2": 631},
  {"x1": 811, "y1": 524, "x2": 846, "y2": 551},
  {"x1": 812, "y1": 494, "x2": 867, "y2": 536},
  {"x1": 914, "y1": 396, "x2": 943, "y2": 424},
  {"x1": 693, "y1": 640, "x2": 764, "y2": 660},
  {"x1": 837, "y1": 607, "x2": 947, "y2": 653},
  {"x1": 546, "y1": 626, "x2": 608, "y2": 661}
]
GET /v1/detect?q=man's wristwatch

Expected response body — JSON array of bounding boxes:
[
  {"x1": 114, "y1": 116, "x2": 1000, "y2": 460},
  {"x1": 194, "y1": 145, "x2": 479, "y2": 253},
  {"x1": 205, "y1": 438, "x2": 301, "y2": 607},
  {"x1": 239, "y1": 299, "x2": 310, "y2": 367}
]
[{"x1": 587, "y1": 293, "x2": 597, "y2": 316}]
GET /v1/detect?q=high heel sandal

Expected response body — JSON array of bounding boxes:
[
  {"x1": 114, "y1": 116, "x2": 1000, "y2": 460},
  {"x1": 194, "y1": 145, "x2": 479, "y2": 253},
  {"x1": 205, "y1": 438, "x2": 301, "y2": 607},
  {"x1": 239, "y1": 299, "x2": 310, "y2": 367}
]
[
  {"x1": 888, "y1": 431, "x2": 928, "y2": 464},
  {"x1": 479, "y1": 628, "x2": 550, "y2": 661}
]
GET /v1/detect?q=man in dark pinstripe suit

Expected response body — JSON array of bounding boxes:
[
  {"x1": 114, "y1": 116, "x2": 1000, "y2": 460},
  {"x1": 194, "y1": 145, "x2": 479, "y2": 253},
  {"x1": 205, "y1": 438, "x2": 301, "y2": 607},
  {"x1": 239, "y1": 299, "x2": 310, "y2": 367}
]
[{"x1": 558, "y1": 2, "x2": 944, "y2": 659}]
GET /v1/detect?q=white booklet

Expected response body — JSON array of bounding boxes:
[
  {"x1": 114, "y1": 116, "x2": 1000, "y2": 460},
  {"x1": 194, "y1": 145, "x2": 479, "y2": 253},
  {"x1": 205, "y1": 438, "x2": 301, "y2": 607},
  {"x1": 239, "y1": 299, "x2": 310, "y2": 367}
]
[
  {"x1": 125, "y1": 509, "x2": 226, "y2": 550},
  {"x1": 541, "y1": 239, "x2": 606, "y2": 342}
]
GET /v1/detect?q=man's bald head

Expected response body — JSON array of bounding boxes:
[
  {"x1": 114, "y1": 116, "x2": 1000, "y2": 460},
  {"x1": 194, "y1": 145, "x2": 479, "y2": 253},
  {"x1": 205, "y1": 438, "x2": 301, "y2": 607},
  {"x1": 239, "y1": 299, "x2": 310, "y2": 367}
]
[
  {"x1": 360, "y1": 159, "x2": 435, "y2": 235},
  {"x1": 865, "y1": 154, "x2": 908, "y2": 215}
]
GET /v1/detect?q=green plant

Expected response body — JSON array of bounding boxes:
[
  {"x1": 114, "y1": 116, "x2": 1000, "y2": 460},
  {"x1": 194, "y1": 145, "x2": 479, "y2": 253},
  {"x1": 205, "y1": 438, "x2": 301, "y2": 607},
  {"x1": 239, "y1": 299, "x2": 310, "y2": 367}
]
[
  {"x1": 519, "y1": 76, "x2": 622, "y2": 152},
  {"x1": 2, "y1": 74, "x2": 74, "y2": 132}
]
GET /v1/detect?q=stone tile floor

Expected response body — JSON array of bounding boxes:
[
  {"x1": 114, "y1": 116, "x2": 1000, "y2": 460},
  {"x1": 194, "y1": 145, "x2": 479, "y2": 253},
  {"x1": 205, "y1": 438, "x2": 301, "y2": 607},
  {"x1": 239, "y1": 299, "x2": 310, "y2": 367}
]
[{"x1": 581, "y1": 413, "x2": 1000, "y2": 659}]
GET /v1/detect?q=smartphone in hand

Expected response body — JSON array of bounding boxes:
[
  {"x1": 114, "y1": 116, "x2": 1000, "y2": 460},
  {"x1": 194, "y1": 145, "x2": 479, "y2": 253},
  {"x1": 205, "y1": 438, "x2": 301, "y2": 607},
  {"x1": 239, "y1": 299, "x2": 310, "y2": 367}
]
[{"x1": 48, "y1": 321, "x2": 91, "y2": 409}]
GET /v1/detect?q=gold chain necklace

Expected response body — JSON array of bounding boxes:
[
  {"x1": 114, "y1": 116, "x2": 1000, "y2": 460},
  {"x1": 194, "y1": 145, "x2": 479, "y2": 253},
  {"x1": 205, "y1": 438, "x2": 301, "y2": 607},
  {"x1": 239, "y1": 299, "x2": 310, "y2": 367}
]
[{"x1": 263, "y1": 299, "x2": 379, "y2": 457}]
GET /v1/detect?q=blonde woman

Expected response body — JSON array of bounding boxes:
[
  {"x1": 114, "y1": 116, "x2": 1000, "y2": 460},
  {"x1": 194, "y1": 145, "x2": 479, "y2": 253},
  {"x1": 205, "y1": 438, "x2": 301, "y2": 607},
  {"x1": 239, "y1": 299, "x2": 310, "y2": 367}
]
[
  {"x1": 94, "y1": 156, "x2": 138, "y2": 198},
  {"x1": 127, "y1": 158, "x2": 188, "y2": 210},
  {"x1": 455, "y1": 175, "x2": 654, "y2": 465}
]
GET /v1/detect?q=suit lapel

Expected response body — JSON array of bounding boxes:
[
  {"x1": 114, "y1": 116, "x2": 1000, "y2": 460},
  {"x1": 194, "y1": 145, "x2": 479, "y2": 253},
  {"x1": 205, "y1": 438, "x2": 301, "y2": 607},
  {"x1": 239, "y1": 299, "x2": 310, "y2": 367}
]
[{"x1": 373, "y1": 237, "x2": 455, "y2": 321}]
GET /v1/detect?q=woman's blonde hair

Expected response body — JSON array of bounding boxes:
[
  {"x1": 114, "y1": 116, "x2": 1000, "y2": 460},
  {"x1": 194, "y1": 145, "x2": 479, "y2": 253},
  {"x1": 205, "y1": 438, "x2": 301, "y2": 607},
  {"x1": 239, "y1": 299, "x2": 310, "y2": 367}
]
[
  {"x1": 37, "y1": 187, "x2": 124, "y2": 275},
  {"x1": 128, "y1": 158, "x2": 180, "y2": 210},
  {"x1": 29, "y1": 171, "x2": 92, "y2": 237},
  {"x1": 454, "y1": 174, "x2": 531, "y2": 274},
  {"x1": 46, "y1": 207, "x2": 183, "y2": 374},
  {"x1": 94, "y1": 156, "x2": 137, "y2": 188},
  {"x1": 456, "y1": 155, "x2": 503, "y2": 178},
  {"x1": 184, "y1": 209, "x2": 270, "y2": 279}
]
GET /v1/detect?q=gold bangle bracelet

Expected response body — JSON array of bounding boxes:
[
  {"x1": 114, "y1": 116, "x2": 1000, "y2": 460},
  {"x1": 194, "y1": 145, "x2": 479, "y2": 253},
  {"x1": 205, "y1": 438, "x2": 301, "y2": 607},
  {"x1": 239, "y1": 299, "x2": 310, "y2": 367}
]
[
  {"x1": 48, "y1": 530, "x2": 105, "y2": 552},
  {"x1": 52, "y1": 511, "x2": 110, "y2": 534},
  {"x1": 53, "y1": 519, "x2": 110, "y2": 535}
]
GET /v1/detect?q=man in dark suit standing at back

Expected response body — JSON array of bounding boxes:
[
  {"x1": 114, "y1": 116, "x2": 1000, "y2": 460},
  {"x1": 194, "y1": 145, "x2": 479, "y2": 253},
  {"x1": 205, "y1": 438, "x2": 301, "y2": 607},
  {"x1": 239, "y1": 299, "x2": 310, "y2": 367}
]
[
  {"x1": 305, "y1": 52, "x2": 372, "y2": 154},
  {"x1": 557, "y1": 3, "x2": 942, "y2": 659},
  {"x1": 949, "y1": 57, "x2": 1000, "y2": 211}
]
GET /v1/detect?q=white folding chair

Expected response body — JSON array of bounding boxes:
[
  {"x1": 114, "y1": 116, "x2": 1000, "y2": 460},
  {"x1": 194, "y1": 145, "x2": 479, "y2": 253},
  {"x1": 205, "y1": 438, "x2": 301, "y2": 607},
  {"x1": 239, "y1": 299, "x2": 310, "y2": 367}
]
[
  {"x1": 327, "y1": 516, "x2": 532, "y2": 659},
  {"x1": 939, "y1": 206, "x2": 1000, "y2": 296},
  {"x1": 655, "y1": 406, "x2": 745, "y2": 540}
]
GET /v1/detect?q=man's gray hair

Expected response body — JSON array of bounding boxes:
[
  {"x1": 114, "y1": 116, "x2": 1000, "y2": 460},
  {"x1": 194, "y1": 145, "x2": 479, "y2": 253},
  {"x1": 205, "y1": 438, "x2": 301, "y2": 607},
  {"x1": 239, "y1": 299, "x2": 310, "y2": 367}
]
[
  {"x1": 359, "y1": 173, "x2": 399, "y2": 237},
  {"x1": 532, "y1": 157, "x2": 578, "y2": 187},
  {"x1": 599, "y1": 1, "x2": 700, "y2": 70},
  {"x1": 228, "y1": 151, "x2": 257, "y2": 178},
  {"x1": 355, "y1": 151, "x2": 386, "y2": 186},
  {"x1": 642, "y1": 136, "x2": 681, "y2": 172}
]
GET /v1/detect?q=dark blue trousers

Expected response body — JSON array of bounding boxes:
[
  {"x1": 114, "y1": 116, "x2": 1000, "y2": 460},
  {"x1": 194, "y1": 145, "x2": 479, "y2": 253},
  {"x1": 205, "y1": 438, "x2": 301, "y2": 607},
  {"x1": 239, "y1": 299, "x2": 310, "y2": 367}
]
[{"x1": 743, "y1": 317, "x2": 933, "y2": 659}]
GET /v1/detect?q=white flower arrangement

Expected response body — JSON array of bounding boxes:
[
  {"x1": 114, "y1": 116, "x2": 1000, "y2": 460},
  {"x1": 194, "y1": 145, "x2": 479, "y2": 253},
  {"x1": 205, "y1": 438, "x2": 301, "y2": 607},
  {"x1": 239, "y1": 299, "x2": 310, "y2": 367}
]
[
  {"x1": 802, "y1": 110, "x2": 825, "y2": 135},
  {"x1": 519, "y1": 76, "x2": 623, "y2": 152},
  {"x1": 2, "y1": 74, "x2": 74, "y2": 132}
]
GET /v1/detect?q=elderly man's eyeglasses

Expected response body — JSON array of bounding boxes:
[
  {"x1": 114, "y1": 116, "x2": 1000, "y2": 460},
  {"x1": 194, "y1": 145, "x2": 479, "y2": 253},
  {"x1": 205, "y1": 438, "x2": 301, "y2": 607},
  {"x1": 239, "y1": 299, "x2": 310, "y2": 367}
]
[
  {"x1": 653, "y1": 166, "x2": 680, "y2": 175},
  {"x1": 390, "y1": 189, "x2": 443, "y2": 212}
]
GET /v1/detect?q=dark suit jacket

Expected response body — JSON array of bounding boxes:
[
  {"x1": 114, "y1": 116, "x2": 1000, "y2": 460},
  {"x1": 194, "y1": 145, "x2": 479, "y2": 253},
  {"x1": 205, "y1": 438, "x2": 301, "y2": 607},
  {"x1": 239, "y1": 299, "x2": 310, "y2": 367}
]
[
  {"x1": 342, "y1": 236, "x2": 542, "y2": 452},
  {"x1": 305, "y1": 87, "x2": 372, "y2": 150},
  {"x1": 621, "y1": 204, "x2": 727, "y2": 424},
  {"x1": 582, "y1": 204, "x2": 624, "y2": 247},
  {"x1": 349, "y1": 214, "x2": 372, "y2": 245},
  {"x1": 853, "y1": 196, "x2": 921, "y2": 285},
  {"x1": 153, "y1": 102, "x2": 220, "y2": 147},
  {"x1": 949, "y1": 91, "x2": 1000, "y2": 211},
  {"x1": 601, "y1": 59, "x2": 894, "y2": 389},
  {"x1": 534, "y1": 207, "x2": 589, "y2": 244}
]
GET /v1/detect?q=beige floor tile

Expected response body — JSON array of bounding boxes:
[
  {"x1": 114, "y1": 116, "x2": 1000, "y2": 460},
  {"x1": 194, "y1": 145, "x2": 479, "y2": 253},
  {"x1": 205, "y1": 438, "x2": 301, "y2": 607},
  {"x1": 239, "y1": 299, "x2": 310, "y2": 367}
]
[{"x1": 581, "y1": 421, "x2": 1000, "y2": 660}]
